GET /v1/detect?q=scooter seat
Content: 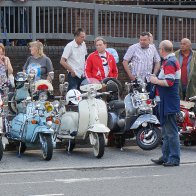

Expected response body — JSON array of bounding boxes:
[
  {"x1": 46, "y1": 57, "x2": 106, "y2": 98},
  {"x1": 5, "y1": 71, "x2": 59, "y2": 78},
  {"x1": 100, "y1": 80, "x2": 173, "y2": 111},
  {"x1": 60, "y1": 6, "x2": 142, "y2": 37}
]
[{"x1": 108, "y1": 100, "x2": 125, "y2": 110}]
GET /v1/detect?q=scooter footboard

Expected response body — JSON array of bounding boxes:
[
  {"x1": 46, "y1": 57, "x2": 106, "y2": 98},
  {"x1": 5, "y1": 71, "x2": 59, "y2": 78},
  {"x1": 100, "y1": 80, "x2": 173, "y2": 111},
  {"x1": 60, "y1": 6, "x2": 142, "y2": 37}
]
[
  {"x1": 130, "y1": 114, "x2": 159, "y2": 130},
  {"x1": 30, "y1": 126, "x2": 54, "y2": 143}
]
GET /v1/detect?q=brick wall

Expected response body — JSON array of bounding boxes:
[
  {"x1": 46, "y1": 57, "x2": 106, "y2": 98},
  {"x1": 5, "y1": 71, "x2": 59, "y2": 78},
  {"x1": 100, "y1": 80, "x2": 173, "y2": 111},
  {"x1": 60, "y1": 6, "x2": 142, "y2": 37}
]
[{"x1": 5, "y1": 46, "x2": 129, "y2": 95}]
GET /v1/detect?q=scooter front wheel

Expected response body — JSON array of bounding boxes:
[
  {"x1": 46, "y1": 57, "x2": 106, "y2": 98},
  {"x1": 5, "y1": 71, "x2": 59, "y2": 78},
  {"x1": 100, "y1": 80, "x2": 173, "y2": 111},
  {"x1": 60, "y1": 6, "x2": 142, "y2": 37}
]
[
  {"x1": 41, "y1": 135, "x2": 53, "y2": 161},
  {"x1": 91, "y1": 133, "x2": 105, "y2": 159},
  {"x1": 0, "y1": 137, "x2": 3, "y2": 161},
  {"x1": 136, "y1": 126, "x2": 161, "y2": 150}
]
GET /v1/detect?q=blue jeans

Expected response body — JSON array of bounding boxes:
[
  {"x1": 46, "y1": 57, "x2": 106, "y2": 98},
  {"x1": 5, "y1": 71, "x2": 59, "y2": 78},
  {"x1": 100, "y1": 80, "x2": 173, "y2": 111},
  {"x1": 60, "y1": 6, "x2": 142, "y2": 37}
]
[
  {"x1": 67, "y1": 72, "x2": 85, "y2": 91},
  {"x1": 161, "y1": 114, "x2": 180, "y2": 164}
]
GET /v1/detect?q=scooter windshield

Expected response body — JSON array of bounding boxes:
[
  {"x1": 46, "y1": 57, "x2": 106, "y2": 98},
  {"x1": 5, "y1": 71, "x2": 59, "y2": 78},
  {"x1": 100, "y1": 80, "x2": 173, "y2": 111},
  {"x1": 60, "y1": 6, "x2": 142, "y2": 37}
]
[{"x1": 80, "y1": 78, "x2": 102, "y2": 92}]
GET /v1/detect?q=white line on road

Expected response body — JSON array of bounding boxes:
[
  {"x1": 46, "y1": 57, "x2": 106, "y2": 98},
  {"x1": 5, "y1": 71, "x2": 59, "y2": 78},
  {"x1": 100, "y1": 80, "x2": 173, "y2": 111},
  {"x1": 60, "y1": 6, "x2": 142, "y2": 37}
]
[
  {"x1": 55, "y1": 174, "x2": 172, "y2": 184},
  {"x1": 29, "y1": 194, "x2": 64, "y2": 196},
  {"x1": 0, "y1": 174, "x2": 172, "y2": 186}
]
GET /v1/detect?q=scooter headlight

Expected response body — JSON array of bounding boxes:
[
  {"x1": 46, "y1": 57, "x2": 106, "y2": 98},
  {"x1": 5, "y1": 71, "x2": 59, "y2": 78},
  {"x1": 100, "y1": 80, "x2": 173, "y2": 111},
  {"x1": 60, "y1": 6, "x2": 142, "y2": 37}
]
[
  {"x1": 45, "y1": 101, "x2": 53, "y2": 112},
  {"x1": 38, "y1": 92, "x2": 48, "y2": 101}
]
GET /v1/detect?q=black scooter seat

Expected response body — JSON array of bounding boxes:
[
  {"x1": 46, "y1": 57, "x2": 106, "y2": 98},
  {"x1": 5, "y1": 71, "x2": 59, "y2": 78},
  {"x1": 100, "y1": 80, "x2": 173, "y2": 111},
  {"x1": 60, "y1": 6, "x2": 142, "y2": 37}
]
[{"x1": 108, "y1": 100, "x2": 125, "y2": 110}]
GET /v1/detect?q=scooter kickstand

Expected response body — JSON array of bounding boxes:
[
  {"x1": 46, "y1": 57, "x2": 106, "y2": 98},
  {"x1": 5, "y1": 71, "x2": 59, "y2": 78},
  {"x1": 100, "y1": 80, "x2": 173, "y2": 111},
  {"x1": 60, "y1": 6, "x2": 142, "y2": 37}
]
[
  {"x1": 67, "y1": 139, "x2": 71, "y2": 155},
  {"x1": 17, "y1": 142, "x2": 22, "y2": 158},
  {"x1": 120, "y1": 147, "x2": 124, "y2": 151}
]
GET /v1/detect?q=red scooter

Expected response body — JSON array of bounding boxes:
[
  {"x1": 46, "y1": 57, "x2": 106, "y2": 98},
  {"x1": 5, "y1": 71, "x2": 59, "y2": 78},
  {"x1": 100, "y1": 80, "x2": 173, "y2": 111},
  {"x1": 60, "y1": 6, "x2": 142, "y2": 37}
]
[{"x1": 177, "y1": 96, "x2": 196, "y2": 146}]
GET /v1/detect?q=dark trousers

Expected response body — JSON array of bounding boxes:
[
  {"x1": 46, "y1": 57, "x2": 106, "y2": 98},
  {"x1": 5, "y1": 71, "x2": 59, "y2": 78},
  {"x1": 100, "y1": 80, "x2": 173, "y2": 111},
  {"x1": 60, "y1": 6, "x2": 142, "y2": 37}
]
[{"x1": 67, "y1": 72, "x2": 85, "y2": 91}]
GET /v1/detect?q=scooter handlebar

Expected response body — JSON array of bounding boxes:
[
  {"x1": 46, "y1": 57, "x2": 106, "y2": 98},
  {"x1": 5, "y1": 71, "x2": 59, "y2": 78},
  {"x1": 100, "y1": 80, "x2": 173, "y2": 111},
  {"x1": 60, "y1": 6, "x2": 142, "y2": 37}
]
[{"x1": 189, "y1": 96, "x2": 196, "y2": 102}]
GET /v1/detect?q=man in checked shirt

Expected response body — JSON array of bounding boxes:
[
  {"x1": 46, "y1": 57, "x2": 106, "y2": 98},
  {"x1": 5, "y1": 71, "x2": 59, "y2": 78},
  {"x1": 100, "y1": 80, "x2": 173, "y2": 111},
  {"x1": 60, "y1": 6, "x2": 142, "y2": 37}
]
[{"x1": 122, "y1": 32, "x2": 160, "y2": 91}]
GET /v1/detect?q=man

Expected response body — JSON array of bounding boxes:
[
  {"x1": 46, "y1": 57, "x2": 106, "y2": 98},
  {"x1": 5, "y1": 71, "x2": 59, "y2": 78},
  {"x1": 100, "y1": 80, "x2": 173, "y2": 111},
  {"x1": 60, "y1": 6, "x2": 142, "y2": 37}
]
[
  {"x1": 150, "y1": 40, "x2": 181, "y2": 167},
  {"x1": 85, "y1": 37, "x2": 118, "y2": 81},
  {"x1": 60, "y1": 28, "x2": 87, "y2": 90},
  {"x1": 122, "y1": 32, "x2": 160, "y2": 83},
  {"x1": 175, "y1": 38, "x2": 196, "y2": 100}
]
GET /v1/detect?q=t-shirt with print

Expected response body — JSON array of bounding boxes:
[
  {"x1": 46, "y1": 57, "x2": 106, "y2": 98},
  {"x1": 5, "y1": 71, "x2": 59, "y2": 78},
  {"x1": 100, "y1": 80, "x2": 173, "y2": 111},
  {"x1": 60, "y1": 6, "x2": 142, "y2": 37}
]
[
  {"x1": 99, "y1": 52, "x2": 109, "y2": 77},
  {"x1": 23, "y1": 55, "x2": 53, "y2": 81}
]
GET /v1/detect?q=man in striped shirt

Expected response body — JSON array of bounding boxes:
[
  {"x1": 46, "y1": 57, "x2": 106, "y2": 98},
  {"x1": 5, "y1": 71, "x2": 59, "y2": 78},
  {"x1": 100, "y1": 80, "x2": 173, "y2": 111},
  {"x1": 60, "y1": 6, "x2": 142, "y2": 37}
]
[
  {"x1": 122, "y1": 32, "x2": 160, "y2": 83},
  {"x1": 150, "y1": 40, "x2": 181, "y2": 167}
]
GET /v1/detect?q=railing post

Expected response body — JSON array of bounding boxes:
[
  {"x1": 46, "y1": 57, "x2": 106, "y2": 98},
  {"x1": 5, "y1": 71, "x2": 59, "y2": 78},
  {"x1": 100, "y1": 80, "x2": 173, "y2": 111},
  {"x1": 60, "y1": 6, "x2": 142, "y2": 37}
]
[
  {"x1": 157, "y1": 10, "x2": 162, "y2": 45},
  {"x1": 94, "y1": 3, "x2": 98, "y2": 39},
  {"x1": 31, "y1": 3, "x2": 36, "y2": 41}
]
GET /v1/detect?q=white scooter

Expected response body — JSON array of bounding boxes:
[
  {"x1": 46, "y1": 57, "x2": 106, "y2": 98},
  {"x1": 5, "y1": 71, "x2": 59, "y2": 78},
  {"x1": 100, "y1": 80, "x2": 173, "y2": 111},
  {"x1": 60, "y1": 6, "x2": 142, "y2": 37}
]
[{"x1": 55, "y1": 76, "x2": 110, "y2": 158}]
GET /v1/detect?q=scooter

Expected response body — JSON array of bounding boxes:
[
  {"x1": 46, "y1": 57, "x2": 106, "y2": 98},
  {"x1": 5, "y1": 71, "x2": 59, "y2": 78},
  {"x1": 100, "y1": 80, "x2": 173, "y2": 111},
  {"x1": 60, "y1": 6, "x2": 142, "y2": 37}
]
[
  {"x1": 54, "y1": 75, "x2": 110, "y2": 158},
  {"x1": 177, "y1": 96, "x2": 196, "y2": 146},
  {"x1": 102, "y1": 77, "x2": 161, "y2": 150},
  {"x1": 4, "y1": 72, "x2": 55, "y2": 160}
]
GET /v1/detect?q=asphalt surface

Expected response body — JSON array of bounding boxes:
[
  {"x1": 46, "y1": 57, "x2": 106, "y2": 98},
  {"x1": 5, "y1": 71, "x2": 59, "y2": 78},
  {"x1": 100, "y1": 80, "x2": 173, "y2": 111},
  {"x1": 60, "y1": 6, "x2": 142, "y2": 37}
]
[
  {"x1": 0, "y1": 144, "x2": 196, "y2": 196},
  {"x1": 0, "y1": 140, "x2": 196, "y2": 173}
]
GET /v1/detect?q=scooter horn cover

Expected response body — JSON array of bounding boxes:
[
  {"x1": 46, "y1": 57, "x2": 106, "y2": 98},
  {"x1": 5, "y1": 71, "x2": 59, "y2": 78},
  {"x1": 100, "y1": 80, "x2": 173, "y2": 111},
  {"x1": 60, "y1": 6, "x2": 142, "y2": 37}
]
[{"x1": 66, "y1": 89, "x2": 82, "y2": 105}]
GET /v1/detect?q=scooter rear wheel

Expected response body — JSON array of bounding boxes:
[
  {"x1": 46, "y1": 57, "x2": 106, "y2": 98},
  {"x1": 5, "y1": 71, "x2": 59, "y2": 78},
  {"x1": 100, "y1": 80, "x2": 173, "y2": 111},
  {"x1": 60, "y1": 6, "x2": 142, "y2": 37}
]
[
  {"x1": 41, "y1": 135, "x2": 53, "y2": 161},
  {"x1": 0, "y1": 138, "x2": 3, "y2": 161},
  {"x1": 92, "y1": 133, "x2": 105, "y2": 159},
  {"x1": 136, "y1": 126, "x2": 161, "y2": 150}
]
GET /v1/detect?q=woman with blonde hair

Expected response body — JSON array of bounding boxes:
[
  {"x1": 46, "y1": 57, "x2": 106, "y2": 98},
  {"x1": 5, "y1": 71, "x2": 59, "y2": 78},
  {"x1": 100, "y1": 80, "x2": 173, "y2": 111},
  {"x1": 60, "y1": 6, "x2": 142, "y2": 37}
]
[
  {"x1": 23, "y1": 41, "x2": 53, "y2": 81},
  {"x1": 0, "y1": 43, "x2": 14, "y2": 85}
]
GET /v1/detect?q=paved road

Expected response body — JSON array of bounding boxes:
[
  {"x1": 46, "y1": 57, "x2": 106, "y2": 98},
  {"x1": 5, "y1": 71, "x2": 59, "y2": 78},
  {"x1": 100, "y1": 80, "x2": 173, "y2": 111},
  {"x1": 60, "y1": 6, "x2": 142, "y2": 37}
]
[
  {"x1": 1, "y1": 142, "x2": 196, "y2": 196},
  {"x1": 0, "y1": 142, "x2": 196, "y2": 172}
]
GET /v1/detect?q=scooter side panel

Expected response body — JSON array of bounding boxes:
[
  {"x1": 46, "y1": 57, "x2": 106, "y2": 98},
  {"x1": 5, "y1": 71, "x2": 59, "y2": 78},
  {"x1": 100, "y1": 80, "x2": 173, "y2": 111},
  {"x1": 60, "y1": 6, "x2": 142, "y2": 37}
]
[
  {"x1": 130, "y1": 114, "x2": 159, "y2": 129},
  {"x1": 96, "y1": 99, "x2": 108, "y2": 126},
  {"x1": 60, "y1": 112, "x2": 79, "y2": 133},
  {"x1": 10, "y1": 114, "x2": 28, "y2": 140},
  {"x1": 78, "y1": 100, "x2": 90, "y2": 137}
]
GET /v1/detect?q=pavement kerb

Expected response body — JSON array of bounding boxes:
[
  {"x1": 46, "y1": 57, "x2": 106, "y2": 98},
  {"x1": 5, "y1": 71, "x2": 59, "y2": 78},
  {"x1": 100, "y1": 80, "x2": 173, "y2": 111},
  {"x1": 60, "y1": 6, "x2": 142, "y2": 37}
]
[{"x1": 1, "y1": 161, "x2": 196, "y2": 174}]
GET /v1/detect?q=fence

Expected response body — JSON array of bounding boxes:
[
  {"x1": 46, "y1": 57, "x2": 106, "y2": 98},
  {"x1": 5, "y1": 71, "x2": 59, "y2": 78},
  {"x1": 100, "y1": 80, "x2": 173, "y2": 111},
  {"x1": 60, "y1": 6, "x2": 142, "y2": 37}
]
[{"x1": 1, "y1": 1, "x2": 196, "y2": 48}]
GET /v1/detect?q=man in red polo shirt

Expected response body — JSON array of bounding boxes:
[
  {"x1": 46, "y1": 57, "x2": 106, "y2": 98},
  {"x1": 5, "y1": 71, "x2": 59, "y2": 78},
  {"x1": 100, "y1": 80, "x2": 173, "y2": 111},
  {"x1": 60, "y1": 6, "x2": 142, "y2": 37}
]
[{"x1": 175, "y1": 38, "x2": 196, "y2": 100}]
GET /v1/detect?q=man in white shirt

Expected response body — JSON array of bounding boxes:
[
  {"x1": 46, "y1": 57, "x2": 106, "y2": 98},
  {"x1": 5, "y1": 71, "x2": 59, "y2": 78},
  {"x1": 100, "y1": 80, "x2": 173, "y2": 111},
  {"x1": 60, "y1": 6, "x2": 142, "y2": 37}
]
[{"x1": 60, "y1": 28, "x2": 87, "y2": 90}]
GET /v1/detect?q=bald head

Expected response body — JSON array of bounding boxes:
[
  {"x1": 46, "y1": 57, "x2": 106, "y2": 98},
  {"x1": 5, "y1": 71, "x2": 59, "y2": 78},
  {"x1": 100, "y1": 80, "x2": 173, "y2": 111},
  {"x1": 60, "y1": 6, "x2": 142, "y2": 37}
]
[
  {"x1": 159, "y1": 40, "x2": 173, "y2": 53},
  {"x1": 180, "y1": 38, "x2": 192, "y2": 52}
]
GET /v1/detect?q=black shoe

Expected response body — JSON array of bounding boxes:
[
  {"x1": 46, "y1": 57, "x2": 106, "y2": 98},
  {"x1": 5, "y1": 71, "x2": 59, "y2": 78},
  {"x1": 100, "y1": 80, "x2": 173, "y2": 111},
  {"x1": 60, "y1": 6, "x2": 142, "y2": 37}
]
[
  {"x1": 151, "y1": 158, "x2": 164, "y2": 165},
  {"x1": 163, "y1": 162, "x2": 179, "y2": 167}
]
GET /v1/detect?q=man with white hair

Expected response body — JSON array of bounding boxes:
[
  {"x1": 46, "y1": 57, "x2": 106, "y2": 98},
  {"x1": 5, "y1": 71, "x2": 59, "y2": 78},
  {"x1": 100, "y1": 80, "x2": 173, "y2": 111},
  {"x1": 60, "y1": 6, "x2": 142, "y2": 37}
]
[
  {"x1": 150, "y1": 40, "x2": 181, "y2": 167},
  {"x1": 175, "y1": 38, "x2": 196, "y2": 100}
]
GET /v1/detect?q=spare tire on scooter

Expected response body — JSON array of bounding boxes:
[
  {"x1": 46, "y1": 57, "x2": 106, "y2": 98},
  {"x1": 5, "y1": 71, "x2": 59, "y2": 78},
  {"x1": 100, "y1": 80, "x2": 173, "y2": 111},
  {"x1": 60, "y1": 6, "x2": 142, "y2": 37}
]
[
  {"x1": 136, "y1": 125, "x2": 162, "y2": 150},
  {"x1": 101, "y1": 78, "x2": 123, "y2": 102}
]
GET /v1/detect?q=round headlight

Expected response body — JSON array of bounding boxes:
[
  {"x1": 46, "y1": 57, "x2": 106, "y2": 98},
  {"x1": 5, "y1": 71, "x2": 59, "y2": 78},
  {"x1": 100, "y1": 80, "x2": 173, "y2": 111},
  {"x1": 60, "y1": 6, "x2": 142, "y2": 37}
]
[{"x1": 39, "y1": 92, "x2": 48, "y2": 101}]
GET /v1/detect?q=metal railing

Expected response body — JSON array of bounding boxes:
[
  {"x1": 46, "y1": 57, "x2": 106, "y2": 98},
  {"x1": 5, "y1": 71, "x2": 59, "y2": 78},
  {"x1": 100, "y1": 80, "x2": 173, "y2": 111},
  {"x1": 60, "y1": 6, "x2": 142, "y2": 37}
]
[{"x1": 1, "y1": 1, "x2": 196, "y2": 48}]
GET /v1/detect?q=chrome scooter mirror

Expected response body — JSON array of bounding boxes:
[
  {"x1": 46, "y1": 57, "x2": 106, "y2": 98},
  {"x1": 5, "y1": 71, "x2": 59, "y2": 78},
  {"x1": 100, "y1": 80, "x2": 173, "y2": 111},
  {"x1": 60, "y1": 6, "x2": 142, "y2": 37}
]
[
  {"x1": 24, "y1": 82, "x2": 29, "y2": 89},
  {"x1": 28, "y1": 73, "x2": 35, "y2": 81},
  {"x1": 48, "y1": 71, "x2": 54, "y2": 81},
  {"x1": 59, "y1": 74, "x2": 65, "y2": 84}
]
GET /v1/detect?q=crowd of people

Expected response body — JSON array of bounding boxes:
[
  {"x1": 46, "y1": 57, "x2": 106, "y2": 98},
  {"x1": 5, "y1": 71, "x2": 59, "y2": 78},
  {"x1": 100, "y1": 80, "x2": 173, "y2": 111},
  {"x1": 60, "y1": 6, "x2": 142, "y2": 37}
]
[{"x1": 0, "y1": 27, "x2": 196, "y2": 167}]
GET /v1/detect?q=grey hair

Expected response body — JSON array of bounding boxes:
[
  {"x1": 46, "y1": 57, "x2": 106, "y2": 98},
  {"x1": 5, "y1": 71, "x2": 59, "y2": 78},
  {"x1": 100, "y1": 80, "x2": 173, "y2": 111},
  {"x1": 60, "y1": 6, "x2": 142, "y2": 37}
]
[
  {"x1": 94, "y1": 36, "x2": 107, "y2": 45},
  {"x1": 159, "y1": 40, "x2": 173, "y2": 53}
]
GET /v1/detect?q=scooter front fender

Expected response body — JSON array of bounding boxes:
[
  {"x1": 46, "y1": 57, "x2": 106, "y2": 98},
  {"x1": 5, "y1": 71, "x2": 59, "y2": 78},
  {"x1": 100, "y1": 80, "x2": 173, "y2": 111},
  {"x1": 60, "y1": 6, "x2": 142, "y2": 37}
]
[
  {"x1": 87, "y1": 124, "x2": 110, "y2": 134},
  {"x1": 130, "y1": 114, "x2": 159, "y2": 130},
  {"x1": 30, "y1": 126, "x2": 54, "y2": 143}
]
